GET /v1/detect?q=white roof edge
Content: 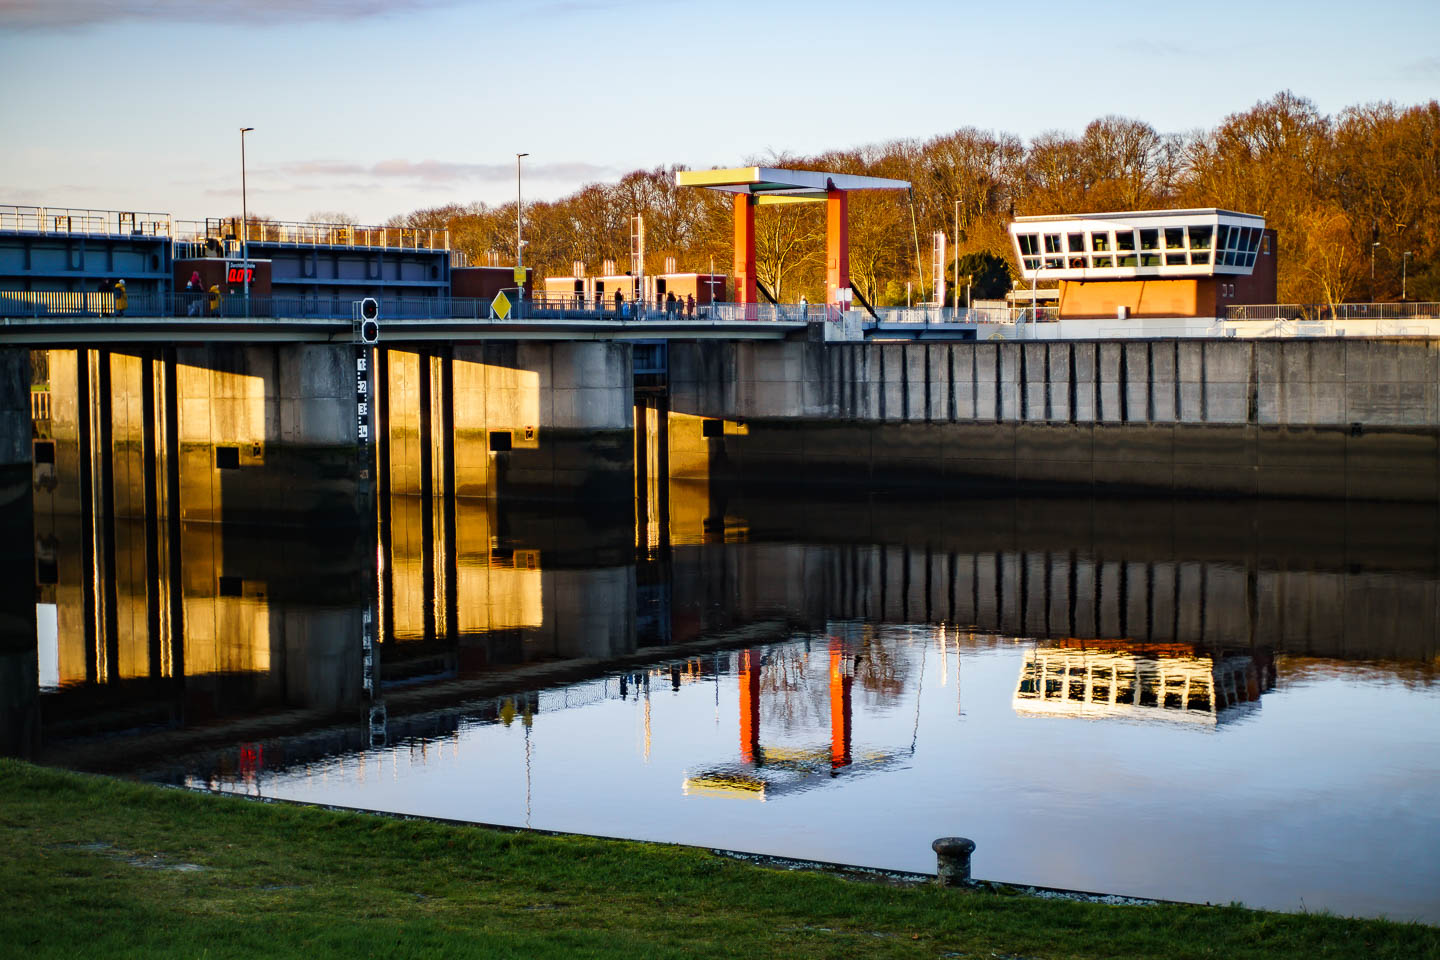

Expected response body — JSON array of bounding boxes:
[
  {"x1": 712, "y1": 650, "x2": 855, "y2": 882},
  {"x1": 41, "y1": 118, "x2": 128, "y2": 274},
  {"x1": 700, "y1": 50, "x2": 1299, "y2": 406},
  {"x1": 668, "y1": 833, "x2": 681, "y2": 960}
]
[
  {"x1": 1013, "y1": 208, "x2": 1264, "y2": 223},
  {"x1": 689, "y1": 166, "x2": 910, "y2": 193}
]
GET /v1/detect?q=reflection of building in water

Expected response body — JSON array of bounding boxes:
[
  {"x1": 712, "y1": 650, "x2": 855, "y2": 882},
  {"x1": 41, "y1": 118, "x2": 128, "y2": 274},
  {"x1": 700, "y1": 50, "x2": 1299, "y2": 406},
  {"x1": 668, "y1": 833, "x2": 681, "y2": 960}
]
[
  {"x1": 1014, "y1": 640, "x2": 1275, "y2": 726},
  {"x1": 684, "y1": 624, "x2": 909, "y2": 800}
]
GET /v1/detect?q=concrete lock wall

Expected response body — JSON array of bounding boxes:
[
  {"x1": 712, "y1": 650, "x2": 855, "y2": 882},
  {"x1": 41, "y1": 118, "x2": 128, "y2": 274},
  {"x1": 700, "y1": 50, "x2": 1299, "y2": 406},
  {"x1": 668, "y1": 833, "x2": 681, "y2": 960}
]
[
  {"x1": 36, "y1": 345, "x2": 361, "y2": 527},
  {"x1": 669, "y1": 339, "x2": 1440, "y2": 502},
  {"x1": 384, "y1": 341, "x2": 633, "y2": 504}
]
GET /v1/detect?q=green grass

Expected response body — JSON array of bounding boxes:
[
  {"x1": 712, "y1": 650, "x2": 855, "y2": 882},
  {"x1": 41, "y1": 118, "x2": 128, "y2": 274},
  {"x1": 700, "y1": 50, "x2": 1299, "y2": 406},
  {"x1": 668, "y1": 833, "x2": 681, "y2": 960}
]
[{"x1": 1, "y1": 759, "x2": 1435, "y2": 959}]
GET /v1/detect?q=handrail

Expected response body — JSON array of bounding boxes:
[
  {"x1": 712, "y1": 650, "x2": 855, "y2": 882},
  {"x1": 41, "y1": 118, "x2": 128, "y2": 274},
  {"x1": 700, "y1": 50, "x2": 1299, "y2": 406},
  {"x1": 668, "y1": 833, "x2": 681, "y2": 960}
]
[
  {"x1": 1227, "y1": 302, "x2": 1440, "y2": 322},
  {"x1": 0, "y1": 204, "x2": 172, "y2": 238},
  {"x1": 173, "y1": 218, "x2": 449, "y2": 252}
]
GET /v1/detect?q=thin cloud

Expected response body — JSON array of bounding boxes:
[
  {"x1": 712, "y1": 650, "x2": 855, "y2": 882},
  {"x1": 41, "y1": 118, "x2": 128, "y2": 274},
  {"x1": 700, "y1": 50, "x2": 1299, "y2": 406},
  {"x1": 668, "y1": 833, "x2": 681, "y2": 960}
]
[
  {"x1": 0, "y1": 0, "x2": 466, "y2": 29},
  {"x1": 1403, "y1": 56, "x2": 1440, "y2": 80},
  {"x1": 273, "y1": 158, "x2": 619, "y2": 184}
]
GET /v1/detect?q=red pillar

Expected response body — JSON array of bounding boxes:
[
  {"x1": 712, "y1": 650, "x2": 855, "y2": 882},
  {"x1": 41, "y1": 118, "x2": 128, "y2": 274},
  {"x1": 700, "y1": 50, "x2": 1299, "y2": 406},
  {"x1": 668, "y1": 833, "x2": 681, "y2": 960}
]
[
  {"x1": 825, "y1": 189, "x2": 850, "y2": 316},
  {"x1": 732, "y1": 193, "x2": 757, "y2": 319}
]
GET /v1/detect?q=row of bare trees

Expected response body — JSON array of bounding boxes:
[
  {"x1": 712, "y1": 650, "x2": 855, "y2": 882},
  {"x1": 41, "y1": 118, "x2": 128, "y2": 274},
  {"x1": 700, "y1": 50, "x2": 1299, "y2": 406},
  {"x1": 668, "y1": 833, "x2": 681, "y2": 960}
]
[{"x1": 385, "y1": 92, "x2": 1439, "y2": 306}]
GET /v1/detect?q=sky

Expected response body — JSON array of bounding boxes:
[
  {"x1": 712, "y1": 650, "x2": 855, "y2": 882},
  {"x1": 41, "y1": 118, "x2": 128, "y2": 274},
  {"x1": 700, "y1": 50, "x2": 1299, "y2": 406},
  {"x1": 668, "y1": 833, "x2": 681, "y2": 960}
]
[{"x1": 1, "y1": 0, "x2": 1437, "y2": 226}]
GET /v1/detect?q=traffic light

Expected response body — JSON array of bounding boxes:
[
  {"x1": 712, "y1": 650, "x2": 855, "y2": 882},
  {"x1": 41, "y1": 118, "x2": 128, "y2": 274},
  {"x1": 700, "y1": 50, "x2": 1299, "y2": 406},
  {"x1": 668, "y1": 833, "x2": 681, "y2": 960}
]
[{"x1": 357, "y1": 298, "x2": 380, "y2": 344}]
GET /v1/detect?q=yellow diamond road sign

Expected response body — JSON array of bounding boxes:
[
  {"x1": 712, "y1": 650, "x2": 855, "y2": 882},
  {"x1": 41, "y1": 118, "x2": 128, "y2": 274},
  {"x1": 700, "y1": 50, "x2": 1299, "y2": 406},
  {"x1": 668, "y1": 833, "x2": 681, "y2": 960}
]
[{"x1": 492, "y1": 290, "x2": 511, "y2": 320}]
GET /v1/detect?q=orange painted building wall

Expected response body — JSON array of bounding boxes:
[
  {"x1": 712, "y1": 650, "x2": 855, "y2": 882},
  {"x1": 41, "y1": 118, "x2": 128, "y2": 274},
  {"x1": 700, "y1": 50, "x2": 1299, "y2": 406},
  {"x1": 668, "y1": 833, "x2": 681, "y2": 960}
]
[{"x1": 1057, "y1": 229, "x2": 1278, "y2": 320}]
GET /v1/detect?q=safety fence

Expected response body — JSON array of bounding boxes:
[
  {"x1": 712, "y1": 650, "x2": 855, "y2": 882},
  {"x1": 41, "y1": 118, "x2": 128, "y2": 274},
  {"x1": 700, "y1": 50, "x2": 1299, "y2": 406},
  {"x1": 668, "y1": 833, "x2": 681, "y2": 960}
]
[
  {"x1": 0, "y1": 205, "x2": 172, "y2": 237},
  {"x1": 0, "y1": 292, "x2": 489, "y2": 321},
  {"x1": 1227, "y1": 302, "x2": 1440, "y2": 322},
  {"x1": 173, "y1": 218, "x2": 449, "y2": 252}
]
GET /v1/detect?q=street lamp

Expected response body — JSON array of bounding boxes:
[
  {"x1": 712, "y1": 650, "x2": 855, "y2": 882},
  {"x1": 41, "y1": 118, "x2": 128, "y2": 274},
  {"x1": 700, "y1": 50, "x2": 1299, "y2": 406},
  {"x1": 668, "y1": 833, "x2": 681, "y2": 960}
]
[
  {"x1": 953, "y1": 198, "x2": 961, "y2": 314},
  {"x1": 1403, "y1": 251, "x2": 1412, "y2": 301},
  {"x1": 240, "y1": 127, "x2": 254, "y2": 318},
  {"x1": 516, "y1": 152, "x2": 528, "y2": 312},
  {"x1": 1371, "y1": 240, "x2": 1380, "y2": 302}
]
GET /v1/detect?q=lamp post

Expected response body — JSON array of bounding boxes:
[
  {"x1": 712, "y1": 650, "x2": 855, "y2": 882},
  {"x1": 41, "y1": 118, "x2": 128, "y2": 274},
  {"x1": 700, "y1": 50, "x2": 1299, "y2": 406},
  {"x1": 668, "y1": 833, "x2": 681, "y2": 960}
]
[
  {"x1": 1403, "y1": 251, "x2": 1412, "y2": 301},
  {"x1": 240, "y1": 127, "x2": 254, "y2": 318},
  {"x1": 953, "y1": 199, "x2": 961, "y2": 315},
  {"x1": 1027, "y1": 247, "x2": 1052, "y2": 332},
  {"x1": 1371, "y1": 241, "x2": 1380, "y2": 301},
  {"x1": 516, "y1": 152, "x2": 528, "y2": 313}
]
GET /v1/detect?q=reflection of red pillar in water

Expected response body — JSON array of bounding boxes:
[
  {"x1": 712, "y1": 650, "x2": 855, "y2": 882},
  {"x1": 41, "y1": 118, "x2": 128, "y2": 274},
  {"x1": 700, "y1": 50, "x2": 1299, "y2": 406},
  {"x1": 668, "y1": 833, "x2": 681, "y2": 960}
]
[
  {"x1": 829, "y1": 642, "x2": 852, "y2": 770},
  {"x1": 239, "y1": 743, "x2": 263, "y2": 779},
  {"x1": 739, "y1": 649, "x2": 760, "y2": 765}
]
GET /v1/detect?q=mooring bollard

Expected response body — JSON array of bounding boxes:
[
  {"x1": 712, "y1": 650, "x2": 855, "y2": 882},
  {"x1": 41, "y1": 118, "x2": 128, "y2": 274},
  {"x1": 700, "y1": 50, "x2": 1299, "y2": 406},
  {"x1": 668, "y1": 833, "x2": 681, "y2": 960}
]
[{"x1": 932, "y1": 836, "x2": 976, "y2": 887}]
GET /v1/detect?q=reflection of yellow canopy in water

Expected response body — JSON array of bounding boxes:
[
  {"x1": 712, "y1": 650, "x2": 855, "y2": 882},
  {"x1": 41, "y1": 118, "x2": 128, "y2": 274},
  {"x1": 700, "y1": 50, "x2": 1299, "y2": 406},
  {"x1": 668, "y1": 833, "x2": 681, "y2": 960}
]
[{"x1": 683, "y1": 772, "x2": 767, "y2": 800}]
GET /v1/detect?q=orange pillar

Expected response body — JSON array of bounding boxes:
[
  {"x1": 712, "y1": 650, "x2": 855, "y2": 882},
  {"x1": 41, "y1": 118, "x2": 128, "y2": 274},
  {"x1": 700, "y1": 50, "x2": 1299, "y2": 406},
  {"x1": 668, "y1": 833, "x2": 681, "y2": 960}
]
[
  {"x1": 732, "y1": 194, "x2": 757, "y2": 318},
  {"x1": 739, "y1": 648, "x2": 761, "y2": 765},
  {"x1": 828, "y1": 641, "x2": 852, "y2": 771},
  {"x1": 825, "y1": 189, "x2": 849, "y2": 313}
]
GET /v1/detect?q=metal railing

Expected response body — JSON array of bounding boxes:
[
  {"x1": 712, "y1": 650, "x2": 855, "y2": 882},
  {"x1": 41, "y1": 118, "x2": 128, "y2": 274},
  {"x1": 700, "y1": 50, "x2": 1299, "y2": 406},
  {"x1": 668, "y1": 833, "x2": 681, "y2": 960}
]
[
  {"x1": 0, "y1": 292, "x2": 487, "y2": 321},
  {"x1": 867, "y1": 306, "x2": 1053, "y2": 325},
  {"x1": 0, "y1": 293, "x2": 815, "y2": 323},
  {"x1": 174, "y1": 218, "x2": 449, "y2": 252},
  {"x1": 1227, "y1": 302, "x2": 1440, "y2": 322},
  {"x1": 0, "y1": 204, "x2": 172, "y2": 237}
]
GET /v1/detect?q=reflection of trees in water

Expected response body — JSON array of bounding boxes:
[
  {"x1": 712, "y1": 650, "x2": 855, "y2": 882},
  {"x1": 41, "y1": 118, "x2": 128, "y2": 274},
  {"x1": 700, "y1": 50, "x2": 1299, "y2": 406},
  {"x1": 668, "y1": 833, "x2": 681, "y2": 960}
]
[
  {"x1": 1278, "y1": 657, "x2": 1439, "y2": 689},
  {"x1": 758, "y1": 647, "x2": 827, "y2": 734},
  {"x1": 756, "y1": 628, "x2": 917, "y2": 733},
  {"x1": 853, "y1": 629, "x2": 910, "y2": 702}
]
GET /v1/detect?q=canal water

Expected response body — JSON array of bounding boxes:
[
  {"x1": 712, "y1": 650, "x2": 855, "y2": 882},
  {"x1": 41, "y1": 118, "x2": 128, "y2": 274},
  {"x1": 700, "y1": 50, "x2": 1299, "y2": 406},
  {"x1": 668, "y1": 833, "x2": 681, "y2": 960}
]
[{"x1": 13, "y1": 489, "x2": 1440, "y2": 923}]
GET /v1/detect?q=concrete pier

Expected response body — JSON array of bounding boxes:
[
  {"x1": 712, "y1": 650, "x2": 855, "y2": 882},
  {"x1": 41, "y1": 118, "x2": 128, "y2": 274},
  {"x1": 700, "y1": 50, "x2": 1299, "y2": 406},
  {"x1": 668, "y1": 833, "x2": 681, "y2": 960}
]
[
  {"x1": 668, "y1": 338, "x2": 1440, "y2": 501},
  {"x1": 28, "y1": 339, "x2": 635, "y2": 530},
  {"x1": 383, "y1": 341, "x2": 633, "y2": 505}
]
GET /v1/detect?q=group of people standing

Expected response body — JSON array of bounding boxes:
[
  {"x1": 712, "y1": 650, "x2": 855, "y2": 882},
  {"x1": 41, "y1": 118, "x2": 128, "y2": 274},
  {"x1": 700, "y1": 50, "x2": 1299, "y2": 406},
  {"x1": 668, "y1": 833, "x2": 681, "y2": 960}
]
[
  {"x1": 662, "y1": 291, "x2": 697, "y2": 318},
  {"x1": 608, "y1": 290, "x2": 698, "y2": 319}
]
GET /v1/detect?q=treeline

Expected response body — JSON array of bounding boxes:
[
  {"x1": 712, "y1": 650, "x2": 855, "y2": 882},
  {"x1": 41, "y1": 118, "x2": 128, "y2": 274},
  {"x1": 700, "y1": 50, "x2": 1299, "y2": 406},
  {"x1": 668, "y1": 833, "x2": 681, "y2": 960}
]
[{"x1": 386, "y1": 92, "x2": 1439, "y2": 306}]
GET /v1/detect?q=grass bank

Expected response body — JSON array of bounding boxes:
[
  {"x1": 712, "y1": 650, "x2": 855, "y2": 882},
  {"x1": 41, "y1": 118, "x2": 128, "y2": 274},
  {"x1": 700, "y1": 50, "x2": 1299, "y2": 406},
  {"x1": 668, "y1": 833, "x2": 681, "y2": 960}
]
[{"x1": 1, "y1": 760, "x2": 1434, "y2": 959}]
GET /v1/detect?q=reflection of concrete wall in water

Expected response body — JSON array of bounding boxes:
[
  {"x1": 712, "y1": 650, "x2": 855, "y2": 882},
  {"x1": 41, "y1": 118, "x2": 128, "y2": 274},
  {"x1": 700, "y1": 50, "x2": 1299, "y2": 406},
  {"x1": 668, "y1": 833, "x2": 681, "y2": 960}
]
[
  {"x1": 381, "y1": 496, "x2": 635, "y2": 664},
  {"x1": 1, "y1": 347, "x2": 35, "y2": 644},
  {"x1": 32, "y1": 509, "x2": 362, "y2": 718},
  {"x1": 1014, "y1": 644, "x2": 1274, "y2": 725},
  {"x1": 666, "y1": 538, "x2": 1440, "y2": 663},
  {"x1": 669, "y1": 339, "x2": 1440, "y2": 501}
]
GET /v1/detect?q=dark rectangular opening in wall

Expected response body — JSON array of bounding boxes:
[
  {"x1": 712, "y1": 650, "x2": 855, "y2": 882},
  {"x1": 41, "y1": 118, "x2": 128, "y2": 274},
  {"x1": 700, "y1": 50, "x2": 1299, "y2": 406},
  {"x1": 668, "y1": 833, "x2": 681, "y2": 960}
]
[
  {"x1": 702, "y1": 419, "x2": 723, "y2": 438},
  {"x1": 216, "y1": 445, "x2": 240, "y2": 469},
  {"x1": 218, "y1": 575, "x2": 243, "y2": 597},
  {"x1": 33, "y1": 440, "x2": 55, "y2": 464},
  {"x1": 36, "y1": 558, "x2": 58, "y2": 585},
  {"x1": 488, "y1": 431, "x2": 512, "y2": 452}
]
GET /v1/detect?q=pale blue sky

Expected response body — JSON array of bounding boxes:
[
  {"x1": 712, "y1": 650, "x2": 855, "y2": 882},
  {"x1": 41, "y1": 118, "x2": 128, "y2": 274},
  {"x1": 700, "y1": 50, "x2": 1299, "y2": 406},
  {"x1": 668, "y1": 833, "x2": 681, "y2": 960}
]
[{"x1": 1, "y1": 0, "x2": 1436, "y2": 225}]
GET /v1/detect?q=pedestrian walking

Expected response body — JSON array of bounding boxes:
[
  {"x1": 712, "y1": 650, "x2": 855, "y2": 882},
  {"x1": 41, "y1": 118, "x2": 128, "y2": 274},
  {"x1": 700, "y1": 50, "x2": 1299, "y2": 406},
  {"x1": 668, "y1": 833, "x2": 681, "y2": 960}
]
[
  {"x1": 685, "y1": 293, "x2": 695, "y2": 317},
  {"x1": 186, "y1": 271, "x2": 202, "y2": 317},
  {"x1": 800, "y1": 295, "x2": 809, "y2": 320},
  {"x1": 113, "y1": 278, "x2": 127, "y2": 317}
]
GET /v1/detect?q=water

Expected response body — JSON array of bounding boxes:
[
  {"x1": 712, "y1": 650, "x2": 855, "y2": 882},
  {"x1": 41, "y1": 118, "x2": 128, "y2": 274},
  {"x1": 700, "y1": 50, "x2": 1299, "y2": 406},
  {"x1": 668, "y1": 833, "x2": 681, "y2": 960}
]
[{"x1": 13, "y1": 493, "x2": 1440, "y2": 922}]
